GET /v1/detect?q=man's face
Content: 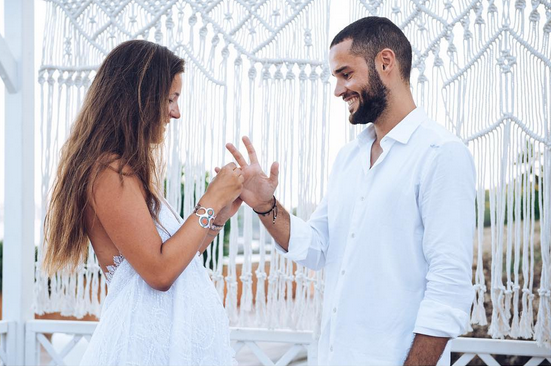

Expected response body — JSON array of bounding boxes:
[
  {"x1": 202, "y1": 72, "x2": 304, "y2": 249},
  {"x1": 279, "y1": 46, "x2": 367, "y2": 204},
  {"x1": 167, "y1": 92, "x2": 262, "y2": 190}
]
[{"x1": 329, "y1": 39, "x2": 388, "y2": 125}]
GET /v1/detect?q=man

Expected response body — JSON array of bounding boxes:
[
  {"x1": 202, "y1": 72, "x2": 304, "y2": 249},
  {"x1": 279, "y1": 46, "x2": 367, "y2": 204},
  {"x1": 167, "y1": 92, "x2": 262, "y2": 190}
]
[{"x1": 226, "y1": 16, "x2": 475, "y2": 366}]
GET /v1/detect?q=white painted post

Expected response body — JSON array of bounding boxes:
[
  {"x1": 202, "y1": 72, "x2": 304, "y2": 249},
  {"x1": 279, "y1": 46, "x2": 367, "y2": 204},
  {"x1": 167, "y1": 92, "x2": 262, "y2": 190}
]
[
  {"x1": 2, "y1": 0, "x2": 35, "y2": 365},
  {"x1": 307, "y1": 339, "x2": 318, "y2": 366}
]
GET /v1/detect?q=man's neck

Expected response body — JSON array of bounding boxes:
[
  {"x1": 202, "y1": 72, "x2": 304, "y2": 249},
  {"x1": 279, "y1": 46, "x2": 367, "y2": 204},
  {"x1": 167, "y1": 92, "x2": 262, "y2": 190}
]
[{"x1": 373, "y1": 89, "x2": 416, "y2": 142}]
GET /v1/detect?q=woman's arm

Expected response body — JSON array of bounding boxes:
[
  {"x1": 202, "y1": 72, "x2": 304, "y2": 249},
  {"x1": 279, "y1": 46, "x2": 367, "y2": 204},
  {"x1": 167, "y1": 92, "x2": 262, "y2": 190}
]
[
  {"x1": 91, "y1": 163, "x2": 243, "y2": 291},
  {"x1": 196, "y1": 197, "x2": 243, "y2": 254}
]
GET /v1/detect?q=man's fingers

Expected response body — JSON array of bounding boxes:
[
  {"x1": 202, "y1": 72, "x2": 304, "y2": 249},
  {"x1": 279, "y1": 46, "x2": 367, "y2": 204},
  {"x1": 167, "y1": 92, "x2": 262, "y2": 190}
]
[
  {"x1": 269, "y1": 161, "x2": 279, "y2": 185},
  {"x1": 242, "y1": 136, "x2": 259, "y2": 164},
  {"x1": 226, "y1": 143, "x2": 248, "y2": 167}
]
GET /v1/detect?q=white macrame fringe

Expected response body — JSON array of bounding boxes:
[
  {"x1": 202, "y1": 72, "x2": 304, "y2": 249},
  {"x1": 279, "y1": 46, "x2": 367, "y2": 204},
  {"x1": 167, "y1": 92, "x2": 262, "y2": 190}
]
[
  {"x1": 35, "y1": 0, "x2": 551, "y2": 344},
  {"x1": 36, "y1": 0, "x2": 329, "y2": 333}
]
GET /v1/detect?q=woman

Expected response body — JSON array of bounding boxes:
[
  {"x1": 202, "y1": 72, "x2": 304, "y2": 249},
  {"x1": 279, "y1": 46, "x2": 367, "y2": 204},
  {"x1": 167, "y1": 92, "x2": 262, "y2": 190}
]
[{"x1": 43, "y1": 40, "x2": 240, "y2": 365}]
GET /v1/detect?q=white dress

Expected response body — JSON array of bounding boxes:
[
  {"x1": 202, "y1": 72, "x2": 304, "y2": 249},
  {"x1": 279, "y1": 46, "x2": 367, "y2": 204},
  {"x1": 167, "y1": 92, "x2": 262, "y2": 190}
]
[{"x1": 80, "y1": 200, "x2": 236, "y2": 366}]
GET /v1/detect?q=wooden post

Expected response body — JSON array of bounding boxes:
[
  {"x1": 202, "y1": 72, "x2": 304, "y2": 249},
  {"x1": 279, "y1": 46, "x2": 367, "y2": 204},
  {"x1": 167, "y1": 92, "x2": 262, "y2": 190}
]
[{"x1": 2, "y1": 0, "x2": 35, "y2": 364}]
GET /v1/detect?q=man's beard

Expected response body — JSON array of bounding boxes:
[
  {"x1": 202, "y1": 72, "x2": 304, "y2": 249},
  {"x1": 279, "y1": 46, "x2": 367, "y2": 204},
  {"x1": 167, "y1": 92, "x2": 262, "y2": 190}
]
[{"x1": 349, "y1": 68, "x2": 388, "y2": 125}]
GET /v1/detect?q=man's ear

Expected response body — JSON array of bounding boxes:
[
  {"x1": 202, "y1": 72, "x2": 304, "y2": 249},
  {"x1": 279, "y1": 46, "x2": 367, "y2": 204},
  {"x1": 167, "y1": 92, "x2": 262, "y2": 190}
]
[{"x1": 378, "y1": 48, "x2": 396, "y2": 74}]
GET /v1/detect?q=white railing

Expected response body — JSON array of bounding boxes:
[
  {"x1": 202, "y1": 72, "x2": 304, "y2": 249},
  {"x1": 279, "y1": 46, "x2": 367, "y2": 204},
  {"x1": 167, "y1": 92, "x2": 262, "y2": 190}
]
[
  {"x1": 24, "y1": 320, "x2": 316, "y2": 366},
  {"x1": 25, "y1": 320, "x2": 96, "y2": 366},
  {"x1": 451, "y1": 338, "x2": 551, "y2": 366},
  {"x1": 231, "y1": 328, "x2": 315, "y2": 366},
  {"x1": 22, "y1": 320, "x2": 551, "y2": 366},
  {"x1": 0, "y1": 321, "x2": 15, "y2": 366}
]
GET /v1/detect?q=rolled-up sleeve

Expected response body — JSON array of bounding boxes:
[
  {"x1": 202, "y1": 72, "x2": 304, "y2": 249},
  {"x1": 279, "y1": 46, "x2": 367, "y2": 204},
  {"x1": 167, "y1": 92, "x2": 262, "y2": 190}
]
[
  {"x1": 414, "y1": 141, "x2": 476, "y2": 338},
  {"x1": 274, "y1": 194, "x2": 330, "y2": 271}
]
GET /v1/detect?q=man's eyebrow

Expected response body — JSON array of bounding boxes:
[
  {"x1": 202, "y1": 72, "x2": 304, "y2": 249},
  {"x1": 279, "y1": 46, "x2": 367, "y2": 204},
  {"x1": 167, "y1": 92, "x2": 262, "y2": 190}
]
[{"x1": 333, "y1": 66, "x2": 348, "y2": 76}]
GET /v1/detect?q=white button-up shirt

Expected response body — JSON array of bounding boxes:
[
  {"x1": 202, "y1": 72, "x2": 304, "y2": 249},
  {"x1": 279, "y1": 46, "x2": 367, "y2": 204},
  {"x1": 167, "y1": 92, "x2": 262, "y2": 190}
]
[{"x1": 278, "y1": 108, "x2": 475, "y2": 365}]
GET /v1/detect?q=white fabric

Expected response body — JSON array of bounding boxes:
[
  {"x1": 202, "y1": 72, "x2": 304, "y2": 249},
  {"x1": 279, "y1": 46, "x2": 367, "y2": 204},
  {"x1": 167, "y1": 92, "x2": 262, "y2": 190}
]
[
  {"x1": 80, "y1": 200, "x2": 236, "y2": 366},
  {"x1": 276, "y1": 107, "x2": 476, "y2": 365}
]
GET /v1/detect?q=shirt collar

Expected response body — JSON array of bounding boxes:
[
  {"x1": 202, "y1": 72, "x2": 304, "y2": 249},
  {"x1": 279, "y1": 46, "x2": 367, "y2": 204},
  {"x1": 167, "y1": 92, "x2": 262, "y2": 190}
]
[
  {"x1": 384, "y1": 107, "x2": 426, "y2": 145},
  {"x1": 357, "y1": 123, "x2": 377, "y2": 147},
  {"x1": 356, "y1": 107, "x2": 427, "y2": 147}
]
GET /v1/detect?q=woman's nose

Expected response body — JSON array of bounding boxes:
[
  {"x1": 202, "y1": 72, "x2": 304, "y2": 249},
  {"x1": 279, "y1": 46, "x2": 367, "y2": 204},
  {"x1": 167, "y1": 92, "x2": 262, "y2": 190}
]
[{"x1": 170, "y1": 105, "x2": 180, "y2": 119}]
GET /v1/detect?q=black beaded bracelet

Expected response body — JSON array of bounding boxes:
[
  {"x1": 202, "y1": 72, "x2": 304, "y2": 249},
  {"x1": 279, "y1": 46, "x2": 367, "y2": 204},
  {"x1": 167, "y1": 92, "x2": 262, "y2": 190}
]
[{"x1": 253, "y1": 195, "x2": 278, "y2": 224}]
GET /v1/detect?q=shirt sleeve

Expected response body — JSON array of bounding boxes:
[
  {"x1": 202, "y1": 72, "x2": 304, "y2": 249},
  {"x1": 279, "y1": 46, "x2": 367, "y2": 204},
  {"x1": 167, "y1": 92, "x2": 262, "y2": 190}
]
[
  {"x1": 273, "y1": 193, "x2": 330, "y2": 271},
  {"x1": 414, "y1": 141, "x2": 476, "y2": 338}
]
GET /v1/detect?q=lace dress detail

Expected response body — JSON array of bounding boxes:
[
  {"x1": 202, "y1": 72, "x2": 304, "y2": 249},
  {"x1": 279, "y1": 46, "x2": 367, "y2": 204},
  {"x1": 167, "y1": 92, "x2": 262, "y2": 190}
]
[
  {"x1": 104, "y1": 254, "x2": 125, "y2": 285},
  {"x1": 80, "y1": 200, "x2": 236, "y2": 366}
]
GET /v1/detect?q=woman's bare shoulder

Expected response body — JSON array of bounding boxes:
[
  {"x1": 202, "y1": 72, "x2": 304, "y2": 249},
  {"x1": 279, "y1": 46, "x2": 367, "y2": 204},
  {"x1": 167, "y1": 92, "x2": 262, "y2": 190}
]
[
  {"x1": 96, "y1": 153, "x2": 135, "y2": 176},
  {"x1": 89, "y1": 154, "x2": 145, "y2": 207}
]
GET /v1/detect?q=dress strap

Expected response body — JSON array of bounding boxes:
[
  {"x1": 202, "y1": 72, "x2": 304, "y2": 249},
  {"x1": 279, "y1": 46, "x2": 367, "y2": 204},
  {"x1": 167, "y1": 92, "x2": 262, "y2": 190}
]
[{"x1": 159, "y1": 196, "x2": 183, "y2": 224}]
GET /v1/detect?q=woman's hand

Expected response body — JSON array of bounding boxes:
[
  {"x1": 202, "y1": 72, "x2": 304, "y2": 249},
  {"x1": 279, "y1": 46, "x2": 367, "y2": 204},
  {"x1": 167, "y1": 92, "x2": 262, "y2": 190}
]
[
  {"x1": 202, "y1": 162, "x2": 244, "y2": 210},
  {"x1": 211, "y1": 165, "x2": 244, "y2": 225}
]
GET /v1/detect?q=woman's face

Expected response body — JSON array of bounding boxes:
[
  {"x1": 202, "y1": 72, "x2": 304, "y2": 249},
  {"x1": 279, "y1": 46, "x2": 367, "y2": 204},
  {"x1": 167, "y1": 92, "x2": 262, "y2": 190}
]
[{"x1": 161, "y1": 73, "x2": 182, "y2": 140}]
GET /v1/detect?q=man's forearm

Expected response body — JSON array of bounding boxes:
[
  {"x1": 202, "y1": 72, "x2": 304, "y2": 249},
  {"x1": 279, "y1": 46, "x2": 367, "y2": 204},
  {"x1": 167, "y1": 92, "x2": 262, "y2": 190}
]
[
  {"x1": 404, "y1": 333, "x2": 449, "y2": 366},
  {"x1": 256, "y1": 200, "x2": 291, "y2": 251},
  {"x1": 198, "y1": 228, "x2": 221, "y2": 254}
]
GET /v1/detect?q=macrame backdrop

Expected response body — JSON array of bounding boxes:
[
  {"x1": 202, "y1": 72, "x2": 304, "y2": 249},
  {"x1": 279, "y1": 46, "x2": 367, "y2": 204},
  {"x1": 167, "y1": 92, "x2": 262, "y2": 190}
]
[
  {"x1": 34, "y1": 0, "x2": 551, "y2": 347},
  {"x1": 35, "y1": 0, "x2": 330, "y2": 333},
  {"x1": 348, "y1": 0, "x2": 551, "y2": 347}
]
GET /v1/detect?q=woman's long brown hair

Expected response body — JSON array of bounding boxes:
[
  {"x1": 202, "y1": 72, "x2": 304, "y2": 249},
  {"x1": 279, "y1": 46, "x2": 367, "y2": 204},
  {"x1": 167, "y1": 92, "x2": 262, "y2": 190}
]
[{"x1": 43, "y1": 40, "x2": 185, "y2": 275}]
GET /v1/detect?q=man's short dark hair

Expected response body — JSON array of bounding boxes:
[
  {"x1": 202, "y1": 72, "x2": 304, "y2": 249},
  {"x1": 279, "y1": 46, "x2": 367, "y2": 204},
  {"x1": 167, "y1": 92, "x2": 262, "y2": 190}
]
[{"x1": 331, "y1": 17, "x2": 412, "y2": 83}]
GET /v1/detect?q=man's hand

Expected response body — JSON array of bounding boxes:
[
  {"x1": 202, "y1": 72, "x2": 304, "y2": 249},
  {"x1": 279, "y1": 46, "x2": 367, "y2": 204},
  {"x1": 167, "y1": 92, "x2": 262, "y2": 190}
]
[
  {"x1": 209, "y1": 171, "x2": 243, "y2": 224},
  {"x1": 226, "y1": 136, "x2": 279, "y2": 211}
]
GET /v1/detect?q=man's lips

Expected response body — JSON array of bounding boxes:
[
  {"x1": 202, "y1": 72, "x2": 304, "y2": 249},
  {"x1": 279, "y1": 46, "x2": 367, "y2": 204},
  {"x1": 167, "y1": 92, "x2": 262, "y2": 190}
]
[
  {"x1": 344, "y1": 95, "x2": 359, "y2": 111},
  {"x1": 346, "y1": 96, "x2": 359, "y2": 106}
]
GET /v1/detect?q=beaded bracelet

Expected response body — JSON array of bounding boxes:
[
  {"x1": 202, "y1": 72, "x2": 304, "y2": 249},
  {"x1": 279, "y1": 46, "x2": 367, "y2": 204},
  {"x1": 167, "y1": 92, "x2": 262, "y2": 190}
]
[
  {"x1": 253, "y1": 195, "x2": 278, "y2": 224},
  {"x1": 210, "y1": 222, "x2": 224, "y2": 231}
]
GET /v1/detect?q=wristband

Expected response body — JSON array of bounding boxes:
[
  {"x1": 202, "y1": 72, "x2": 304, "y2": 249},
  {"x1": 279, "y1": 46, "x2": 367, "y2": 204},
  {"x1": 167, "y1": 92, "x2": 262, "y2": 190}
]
[
  {"x1": 253, "y1": 195, "x2": 278, "y2": 224},
  {"x1": 210, "y1": 222, "x2": 225, "y2": 231}
]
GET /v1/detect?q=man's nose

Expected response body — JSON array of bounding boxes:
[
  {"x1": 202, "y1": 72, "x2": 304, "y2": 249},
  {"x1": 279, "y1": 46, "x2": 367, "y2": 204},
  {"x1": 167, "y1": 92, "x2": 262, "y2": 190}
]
[{"x1": 334, "y1": 81, "x2": 346, "y2": 98}]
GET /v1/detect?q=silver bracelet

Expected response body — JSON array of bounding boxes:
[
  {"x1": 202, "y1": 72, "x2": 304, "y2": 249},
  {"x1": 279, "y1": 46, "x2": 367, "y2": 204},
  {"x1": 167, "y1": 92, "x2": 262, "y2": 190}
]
[{"x1": 194, "y1": 204, "x2": 216, "y2": 229}]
